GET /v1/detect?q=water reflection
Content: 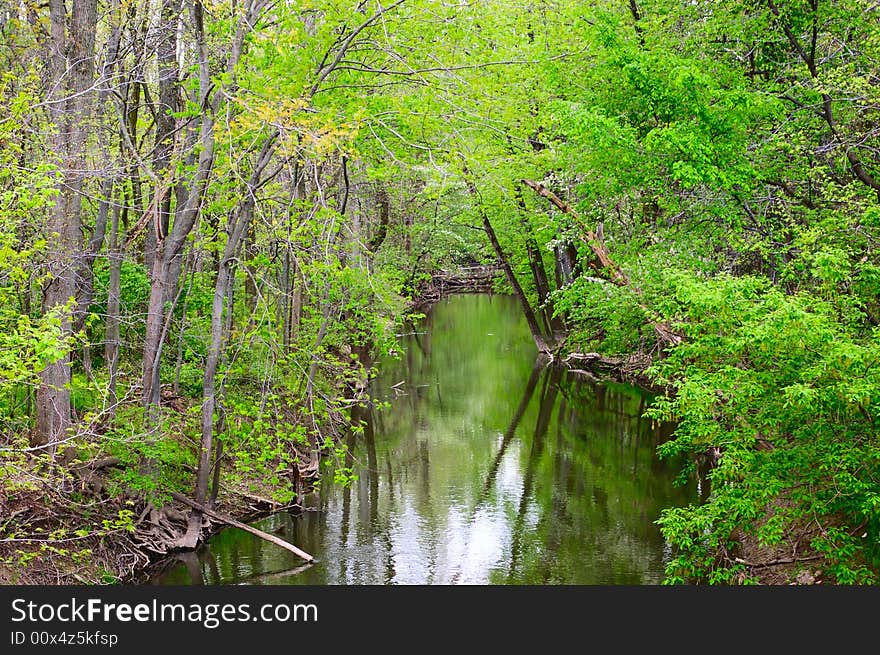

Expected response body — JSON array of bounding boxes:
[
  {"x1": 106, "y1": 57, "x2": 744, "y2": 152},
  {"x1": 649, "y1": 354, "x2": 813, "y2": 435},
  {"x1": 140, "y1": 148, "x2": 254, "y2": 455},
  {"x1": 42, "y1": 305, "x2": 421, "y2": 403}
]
[{"x1": 153, "y1": 294, "x2": 696, "y2": 585}]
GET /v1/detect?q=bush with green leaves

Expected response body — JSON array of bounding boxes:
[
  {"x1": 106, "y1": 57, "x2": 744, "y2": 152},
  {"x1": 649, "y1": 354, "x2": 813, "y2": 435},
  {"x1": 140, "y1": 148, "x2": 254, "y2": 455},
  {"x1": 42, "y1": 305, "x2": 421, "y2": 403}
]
[{"x1": 644, "y1": 272, "x2": 880, "y2": 584}]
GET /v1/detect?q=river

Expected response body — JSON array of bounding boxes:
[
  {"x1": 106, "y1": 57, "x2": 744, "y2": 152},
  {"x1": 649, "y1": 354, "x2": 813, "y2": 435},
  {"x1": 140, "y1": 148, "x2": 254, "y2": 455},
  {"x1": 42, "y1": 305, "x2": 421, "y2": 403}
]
[{"x1": 151, "y1": 293, "x2": 696, "y2": 585}]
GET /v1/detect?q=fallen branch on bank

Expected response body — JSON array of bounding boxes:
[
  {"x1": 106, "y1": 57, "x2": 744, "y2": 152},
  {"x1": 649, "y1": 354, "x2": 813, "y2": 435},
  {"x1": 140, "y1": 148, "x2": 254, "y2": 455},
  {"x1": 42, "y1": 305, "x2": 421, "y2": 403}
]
[
  {"x1": 561, "y1": 351, "x2": 658, "y2": 388},
  {"x1": 733, "y1": 554, "x2": 825, "y2": 569},
  {"x1": 169, "y1": 491, "x2": 314, "y2": 562},
  {"x1": 563, "y1": 352, "x2": 621, "y2": 365}
]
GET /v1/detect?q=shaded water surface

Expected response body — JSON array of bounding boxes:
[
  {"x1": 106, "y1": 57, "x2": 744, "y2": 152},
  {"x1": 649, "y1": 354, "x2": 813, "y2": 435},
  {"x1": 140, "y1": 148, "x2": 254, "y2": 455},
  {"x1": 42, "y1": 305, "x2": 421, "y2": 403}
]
[{"x1": 153, "y1": 294, "x2": 696, "y2": 585}]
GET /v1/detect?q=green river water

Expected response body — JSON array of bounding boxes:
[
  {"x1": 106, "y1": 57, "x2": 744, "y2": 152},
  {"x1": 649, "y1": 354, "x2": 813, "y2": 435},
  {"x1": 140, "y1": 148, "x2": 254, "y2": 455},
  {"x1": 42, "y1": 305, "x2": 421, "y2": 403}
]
[{"x1": 152, "y1": 293, "x2": 697, "y2": 585}]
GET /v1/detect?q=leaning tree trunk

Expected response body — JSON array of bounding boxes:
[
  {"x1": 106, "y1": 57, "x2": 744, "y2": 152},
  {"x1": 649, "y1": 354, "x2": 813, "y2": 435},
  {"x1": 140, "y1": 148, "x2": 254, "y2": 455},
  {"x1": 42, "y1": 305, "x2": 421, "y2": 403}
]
[
  {"x1": 514, "y1": 185, "x2": 562, "y2": 339},
  {"x1": 183, "y1": 135, "x2": 276, "y2": 548},
  {"x1": 521, "y1": 179, "x2": 682, "y2": 346},
  {"x1": 462, "y1": 171, "x2": 552, "y2": 355},
  {"x1": 181, "y1": 206, "x2": 249, "y2": 547},
  {"x1": 479, "y1": 209, "x2": 551, "y2": 354}
]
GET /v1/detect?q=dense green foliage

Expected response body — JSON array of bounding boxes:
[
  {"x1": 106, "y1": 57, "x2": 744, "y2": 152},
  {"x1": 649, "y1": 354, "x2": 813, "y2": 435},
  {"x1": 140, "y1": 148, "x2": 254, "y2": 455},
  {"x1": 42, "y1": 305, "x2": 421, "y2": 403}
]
[{"x1": 1, "y1": 0, "x2": 879, "y2": 584}]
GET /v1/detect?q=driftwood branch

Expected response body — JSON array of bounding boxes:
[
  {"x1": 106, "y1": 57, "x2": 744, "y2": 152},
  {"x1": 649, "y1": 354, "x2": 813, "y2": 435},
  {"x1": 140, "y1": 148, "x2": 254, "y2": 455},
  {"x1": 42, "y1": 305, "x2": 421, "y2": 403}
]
[{"x1": 170, "y1": 491, "x2": 314, "y2": 562}]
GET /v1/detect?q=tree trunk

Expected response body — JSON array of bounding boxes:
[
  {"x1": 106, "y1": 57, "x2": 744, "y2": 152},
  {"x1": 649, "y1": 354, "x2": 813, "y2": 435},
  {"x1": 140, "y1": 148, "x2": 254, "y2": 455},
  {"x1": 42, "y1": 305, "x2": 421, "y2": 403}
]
[
  {"x1": 142, "y1": 0, "x2": 258, "y2": 411},
  {"x1": 142, "y1": 0, "x2": 218, "y2": 410},
  {"x1": 183, "y1": 135, "x2": 275, "y2": 547},
  {"x1": 73, "y1": 4, "x2": 123, "y2": 336},
  {"x1": 480, "y1": 210, "x2": 550, "y2": 354},
  {"x1": 74, "y1": 178, "x2": 114, "y2": 336},
  {"x1": 144, "y1": 0, "x2": 181, "y2": 273},
  {"x1": 182, "y1": 222, "x2": 240, "y2": 547},
  {"x1": 514, "y1": 186, "x2": 560, "y2": 338},
  {"x1": 35, "y1": 0, "x2": 99, "y2": 453},
  {"x1": 368, "y1": 184, "x2": 390, "y2": 254},
  {"x1": 281, "y1": 243, "x2": 291, "y2": 352},
  {"x1": 209, "y1": 437, "x2": 223, "y2": 509},
  {"x1": 105, "y1": 201, "x2": 122, "y2": 415},
  {"x1": 173, "y1": 265, "x2": 196, "y2": 395},
  {"x1": 462, "y1": 173, "x2": 551, "y2": 354}
]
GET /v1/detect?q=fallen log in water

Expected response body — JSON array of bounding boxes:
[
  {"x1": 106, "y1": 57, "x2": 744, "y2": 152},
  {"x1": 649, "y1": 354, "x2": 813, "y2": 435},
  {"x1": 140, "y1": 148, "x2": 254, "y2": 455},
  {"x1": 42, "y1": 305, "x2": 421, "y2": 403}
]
[
  {"x1": 170, "y1": 491, "x2": 314, "y2": 562},
  {"x1": 235, "y1": 562, "x2": 314, "y2": 585},
  {"x1": 409, "y1": 265, "x2": 503, "y2": 310},
  {"x1": 431, "y1": 265, "x2": 501, "y2": 293}
]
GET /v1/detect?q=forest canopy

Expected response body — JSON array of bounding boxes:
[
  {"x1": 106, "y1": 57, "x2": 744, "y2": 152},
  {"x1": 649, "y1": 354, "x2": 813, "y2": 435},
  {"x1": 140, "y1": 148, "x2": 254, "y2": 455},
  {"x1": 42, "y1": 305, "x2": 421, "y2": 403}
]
[{"x1": 1, "y1": 0, "x2": 879, "y2": 584}]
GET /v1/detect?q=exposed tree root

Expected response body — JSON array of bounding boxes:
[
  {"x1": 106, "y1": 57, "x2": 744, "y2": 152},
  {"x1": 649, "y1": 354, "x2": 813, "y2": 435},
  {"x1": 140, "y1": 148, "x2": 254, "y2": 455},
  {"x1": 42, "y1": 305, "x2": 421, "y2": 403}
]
[
  {"x1": 0, "y1": 445, "x2": 319, "y2": 585},
  {"x1": 562, "y1": 350, "x2": 658, "y2": 388}
]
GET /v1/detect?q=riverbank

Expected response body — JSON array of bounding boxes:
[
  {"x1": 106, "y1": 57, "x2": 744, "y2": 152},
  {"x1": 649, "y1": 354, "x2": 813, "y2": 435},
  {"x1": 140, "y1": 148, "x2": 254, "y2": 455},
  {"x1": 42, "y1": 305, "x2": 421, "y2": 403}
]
[
  {"x1": 0, "y1": 475, "x2": 308, "y2": 585},
  {"x1": 558, "y1": 346, "x2": 840, "y2": 586},
  {"x1": 0, "y1": 345, "x2": 369, "y2": 585},
  {"x1": 1, "y1": 274, "x2": 497, "y2": 586},
  {"x1": 0, "y1": 399, "x2": 350, "y2": 585},
  {"x1": 558, "y1": 352, "x2": 834, "y2": 586},
  {"x1": 2, "y1": 281, "x2": 833, "y2": 586}
]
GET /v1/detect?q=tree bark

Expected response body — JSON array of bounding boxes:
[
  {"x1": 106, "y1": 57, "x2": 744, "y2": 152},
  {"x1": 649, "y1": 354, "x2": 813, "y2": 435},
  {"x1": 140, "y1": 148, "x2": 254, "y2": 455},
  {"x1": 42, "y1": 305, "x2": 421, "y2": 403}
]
[
  {"x1": 514, "y1": 186, "x2": 561, "y2": 338},
  {"x1": 141, "y1": 0, "x2": 260, "y2": 411},
  {"x1": 368, "y1": 184, "x2": 390, "y2": 254},
  {"x1": 35, "y1": 0, "x2": 99, "y2": 452},
  {"x1": 105, "y1": 198, "x2": 123, "y2": 415},
  {"x1": 142, "y1": 0, "x2": 217, "y2": 410},
  {"x1": 182, "y1": 199, "x2": 249, "y2": 547},
  {"x1": 144, "y1": 0, "x2": 181, "y2": 273}
]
